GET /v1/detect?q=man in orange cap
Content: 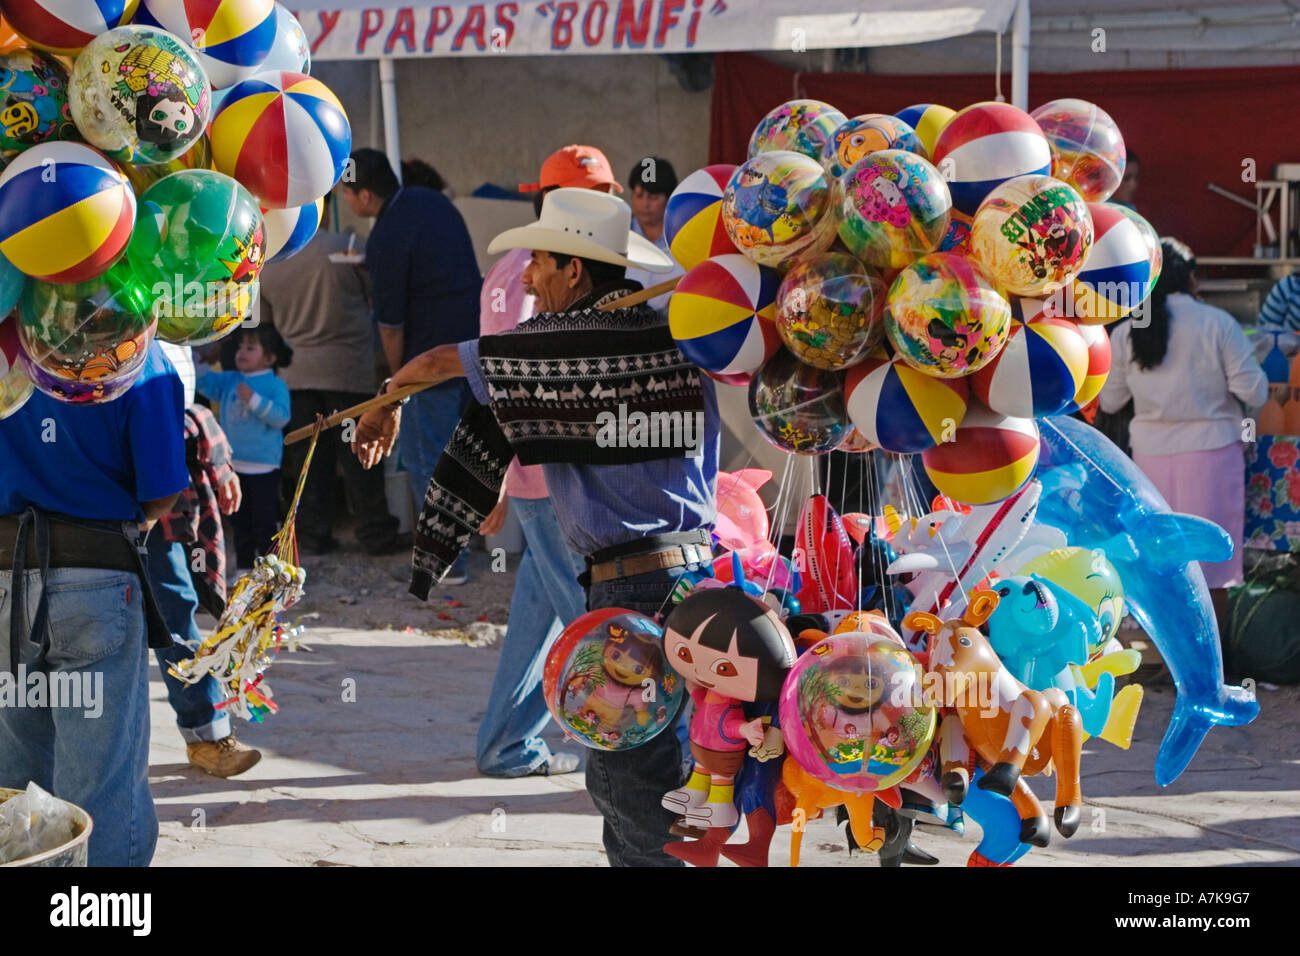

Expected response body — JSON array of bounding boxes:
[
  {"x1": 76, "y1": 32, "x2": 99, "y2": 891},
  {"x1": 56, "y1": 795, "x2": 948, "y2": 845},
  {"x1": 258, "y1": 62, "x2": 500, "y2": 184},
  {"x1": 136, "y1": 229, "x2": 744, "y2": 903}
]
[{"x1": 473, "y1": 147, "x2": 627, "y2": 780}]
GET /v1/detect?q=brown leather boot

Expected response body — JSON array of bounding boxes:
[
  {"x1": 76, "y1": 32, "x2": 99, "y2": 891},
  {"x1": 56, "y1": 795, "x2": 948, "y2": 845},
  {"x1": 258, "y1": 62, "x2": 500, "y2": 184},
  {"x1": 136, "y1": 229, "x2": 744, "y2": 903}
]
[{"x1": 187, "y1": 736, "x2": 262, "y2": 778}]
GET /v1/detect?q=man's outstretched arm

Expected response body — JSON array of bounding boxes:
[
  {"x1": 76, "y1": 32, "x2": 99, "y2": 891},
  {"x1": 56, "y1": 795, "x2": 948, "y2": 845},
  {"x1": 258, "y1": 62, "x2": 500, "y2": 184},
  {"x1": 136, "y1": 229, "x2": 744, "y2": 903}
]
[{"x1": 352, "y1": 343, "x2": 468, "y2": 469}]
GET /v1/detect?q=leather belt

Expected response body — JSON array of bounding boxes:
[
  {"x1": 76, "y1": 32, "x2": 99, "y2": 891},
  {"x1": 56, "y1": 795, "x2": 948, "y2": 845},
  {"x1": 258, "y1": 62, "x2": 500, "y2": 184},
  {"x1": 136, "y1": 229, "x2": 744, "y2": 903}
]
[
  {"x1": 588, "y1": 537, "x2": 713, "y2": 584},
  {"x1": 0, "y1": 515, "x2": 139, "y2": 572}
]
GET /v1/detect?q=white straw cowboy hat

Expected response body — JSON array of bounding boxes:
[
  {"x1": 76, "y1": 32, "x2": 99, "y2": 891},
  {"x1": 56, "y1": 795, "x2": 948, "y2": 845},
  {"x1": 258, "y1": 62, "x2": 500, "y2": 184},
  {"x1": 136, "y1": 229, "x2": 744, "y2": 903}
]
[{"x1": 488, "y1": 187, "x2": 676, "y2": 274}]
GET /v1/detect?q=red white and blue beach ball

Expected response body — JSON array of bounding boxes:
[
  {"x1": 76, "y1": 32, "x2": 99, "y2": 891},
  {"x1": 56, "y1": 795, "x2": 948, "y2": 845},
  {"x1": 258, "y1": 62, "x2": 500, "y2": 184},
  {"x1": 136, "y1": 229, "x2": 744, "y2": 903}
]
[
  {"x1": 668, "y1": 253, "x2": 782, "y2": 385},
  {"x1": 4, "y1": 0, "x2": 139, "y2": 54},
  {"x1": 136, "y1": 0, "x2": 277, "y2": 88},
  {"x1": 209, "y1": 71, "x2": 351, "y2": 209},
  {"x1": 1070, "y1": 202, "x2": 1153, "y2": 324},
  {"x1": 931, "y1": 101, "x2": 1051, "y2": 218}
]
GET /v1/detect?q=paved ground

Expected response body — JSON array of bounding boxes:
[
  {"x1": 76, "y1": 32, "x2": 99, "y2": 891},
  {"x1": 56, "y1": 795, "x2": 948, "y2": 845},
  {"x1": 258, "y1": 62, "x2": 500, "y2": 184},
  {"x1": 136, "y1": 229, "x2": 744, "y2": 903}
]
[{"x1": 147, "y1": 545, "x2": 1300, "y2": 867}]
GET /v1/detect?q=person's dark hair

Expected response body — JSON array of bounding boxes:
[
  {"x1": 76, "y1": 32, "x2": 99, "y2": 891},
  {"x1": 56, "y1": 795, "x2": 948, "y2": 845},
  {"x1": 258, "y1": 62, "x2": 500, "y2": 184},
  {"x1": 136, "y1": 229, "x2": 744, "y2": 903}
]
[
  {"x1": 402, "y1": 158, "x2": 445, "y2": 192},
  {"x1": 548, "y1": 251, "x2": 626, "y2": 289},
  {"x1": 346, "y1": 148, "x2": 399, "y2": 199},
  {"x1": 663, "y1": 588, "x2": 795, "y2": 701},
  {"x1": 1126, "y1": 150, "x2": 1140, "y2": 168},
  {"x1": 242, "y1": 322, "x2": 293, "y2": 370},
  {"x1": 532, "y1": 184, "x2": 555, "y2": 217},
  {"x1": 627, "y1": 157, "x2": 678, "y2": 197},
  {"x1": 1130, "y1": 237, "x2": 1194, "y2": 371}
]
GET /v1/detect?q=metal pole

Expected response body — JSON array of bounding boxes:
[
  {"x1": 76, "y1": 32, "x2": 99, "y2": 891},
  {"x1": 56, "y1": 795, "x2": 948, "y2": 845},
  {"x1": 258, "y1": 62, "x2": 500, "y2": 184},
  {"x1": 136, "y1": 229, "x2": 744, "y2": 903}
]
[
  {"x1": 378, "y1": 57, "x2": 403, "y2": 183},
  {"x1": 1011, "y1": 0, "x2": 1029, "y2": 110}
]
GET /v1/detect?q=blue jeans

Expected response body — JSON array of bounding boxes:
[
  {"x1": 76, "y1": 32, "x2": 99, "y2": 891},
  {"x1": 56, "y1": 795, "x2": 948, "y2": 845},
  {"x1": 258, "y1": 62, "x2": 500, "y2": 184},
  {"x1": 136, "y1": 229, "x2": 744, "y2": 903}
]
[
  {"x1": 476, "y1": 497, "x2": 586, "y2": 776},
  {"x1": 0, "y1": 567, "x2": 157, "y2": 867},
  {"x1": 584, "y1": 565, "x2": 693, "y2": 867},
  {"x1": 146, "y1": 532, "x2": 230, "y2": 744}
]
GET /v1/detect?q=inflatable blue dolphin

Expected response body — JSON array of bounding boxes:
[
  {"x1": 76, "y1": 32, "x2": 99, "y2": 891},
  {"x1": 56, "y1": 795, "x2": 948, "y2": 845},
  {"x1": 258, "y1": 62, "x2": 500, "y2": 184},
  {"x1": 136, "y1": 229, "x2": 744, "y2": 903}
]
[{"x1": 1034, "y1": 417, "x2": 1258, "y2": 785}]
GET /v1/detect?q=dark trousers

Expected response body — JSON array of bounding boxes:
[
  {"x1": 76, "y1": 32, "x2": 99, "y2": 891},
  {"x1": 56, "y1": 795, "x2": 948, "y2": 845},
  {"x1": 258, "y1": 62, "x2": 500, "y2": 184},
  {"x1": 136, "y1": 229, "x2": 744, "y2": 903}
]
[
  {"x1": 232, "y1": 470, "x2": 281, "y2": 567},
  {"x1": 284, "y1": 389, "x2": 400, "y2": 550}
]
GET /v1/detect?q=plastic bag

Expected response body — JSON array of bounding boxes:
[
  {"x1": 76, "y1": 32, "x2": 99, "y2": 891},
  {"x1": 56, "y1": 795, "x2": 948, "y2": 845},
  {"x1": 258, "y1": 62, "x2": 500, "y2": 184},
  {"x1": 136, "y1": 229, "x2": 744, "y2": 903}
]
[{"x1": 0, "y1": 782, "x2": 79, "y2": 864}]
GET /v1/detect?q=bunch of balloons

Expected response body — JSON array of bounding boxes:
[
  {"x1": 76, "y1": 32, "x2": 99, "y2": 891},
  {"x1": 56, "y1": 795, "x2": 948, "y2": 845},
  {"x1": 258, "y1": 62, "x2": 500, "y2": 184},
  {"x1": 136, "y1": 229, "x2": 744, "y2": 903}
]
[
  {"x1": 665, "y1": 96, "x2": 1160, "y2": 505},
  {"x1": 0, "y1": 0, "x2": 346, "y2": 414}
]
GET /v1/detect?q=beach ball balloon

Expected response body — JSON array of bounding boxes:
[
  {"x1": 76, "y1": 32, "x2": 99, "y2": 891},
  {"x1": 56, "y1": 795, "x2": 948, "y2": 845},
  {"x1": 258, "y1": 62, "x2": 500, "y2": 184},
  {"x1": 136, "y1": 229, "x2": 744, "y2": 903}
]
[
  {"x1": 668, "y1": 253, "x2": 781, "y2": 385},
  {"x1": 0, "y1": 141, "x2": 134, "y2": 281},
  {"x1": 845, "y1": 348, "x2": 969, "y2": 453},
  {"x1": 821, "y1": 113, "x2": 925, "y2": 179},
  {"x1": 722, "y1": 150, "x2": 838, "y2": 268},
  {"x1": 885, "y1": 252, "x2": 1011, "y2": 378},
  {"x1": 895, "y1": 103, "x2": 955, "y2": 158},
  {"x1": 748, "y1": 98, "x2": 847, "y2": 161},
  {"x1": 262, "y1": 196, "x2": 320, "y2": 262},
  {"x1": 838, "y1": 150, "x2": 951, "y2": 269},
  {"x1": 210, "y1": 70, "x2": 350, "y2": 208},
  {"x1": 1030, "y1": 98, "x2": 1126, "y2": 203},
  {"x1": 931, "y1": 101, "x2": 1051, "y2": 218},
  {"x1": 0, "y1": 48, "x2": 76, "y2": 155},
  {"x1": 136, "y1": 0, "x2": 276, "y2": 89},
  {"x1": 749, "y1": 348, "x2": 849, "y2": 455},
  {"x1": 780, "y1": 631, "x2": 935, "y2": 792},
  {"x1": 836, "y1": 428, "x2": 876, "y2": 453},
  {"x1": 921, "y1": 405, "x2": 1039, "y2": 505},
  {"x1": 1059, "y1": 320, "x2": 1110, "y2": 414},
  {"x1": 0, "y1": 310, "x2": 33, "y2": 418},
  {"x1": 128, "y1": 169, "x2": 265, "y2": 344},
  {"x1": 541, "y1": 607, "x2": 684, "y2": 752},
  {"x1": 1069, "y1": 202, "x2": 1153, "y2": 324},
  {"x1": 970, "y1": 303, "x2": 1089, "y2": 418},
  {"x1": 970, "y1": 174, "x2": 1094, "y2": 297},
  {"x1": 121, "y1": 130, "x2": 212, "y2": 194},
  {"x1": 259, "y1": 3, "x2": 309, "y2": 74},
  {"x1": 69, "y1": 26, "x2": 211, "y2": 165},
  {"x1": 664, "y1": 164, "x2": 736, "y2": 270},
  {"x1": 1111, "y1": 203, "x2": 1161, "y2": 285},
  {"x1": 3, "y1": 0, "x2": 139, "y2": 54},
  {"x1": 16, "y1": 260, "x2": 155, "y2": 403},
  {"x1": 775, "y1": 251, "x2": 885, "y2": 370}
]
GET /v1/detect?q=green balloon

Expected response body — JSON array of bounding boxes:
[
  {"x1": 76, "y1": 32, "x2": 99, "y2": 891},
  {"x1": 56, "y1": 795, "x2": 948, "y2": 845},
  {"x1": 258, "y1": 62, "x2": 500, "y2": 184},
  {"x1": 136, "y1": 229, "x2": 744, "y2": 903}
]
[{"x1": 127, "y1": 169, "x2": 266, "y2": 345}]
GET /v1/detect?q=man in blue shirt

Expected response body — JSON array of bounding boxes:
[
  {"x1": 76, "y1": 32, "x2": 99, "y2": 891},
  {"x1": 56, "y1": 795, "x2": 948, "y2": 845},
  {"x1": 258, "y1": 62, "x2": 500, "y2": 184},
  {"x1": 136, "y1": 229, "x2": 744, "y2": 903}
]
[
  {"x1": 0, "y1": 341, "x2": 188, "y2": 866},
  {"x1": 354, "y1": 189, "x2": 719, "y2": 866},
  {"x1": 338, "y1": 148, "x2": 482, "y2": 583}
]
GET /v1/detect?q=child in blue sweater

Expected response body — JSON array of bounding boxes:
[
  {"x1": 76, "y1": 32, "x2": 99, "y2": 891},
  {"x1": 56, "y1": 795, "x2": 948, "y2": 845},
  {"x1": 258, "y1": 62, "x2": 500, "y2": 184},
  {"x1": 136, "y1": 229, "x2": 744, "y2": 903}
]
[{"x1": 197, "y1": 325, "x2": 293, "y2": 569}]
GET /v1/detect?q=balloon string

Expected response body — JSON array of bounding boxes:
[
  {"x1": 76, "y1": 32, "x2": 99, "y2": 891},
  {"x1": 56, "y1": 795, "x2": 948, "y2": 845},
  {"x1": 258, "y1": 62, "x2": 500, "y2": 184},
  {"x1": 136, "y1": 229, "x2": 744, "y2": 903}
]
[{"x1": 766, "y1": 454, "x2": 797, "y2": 594}]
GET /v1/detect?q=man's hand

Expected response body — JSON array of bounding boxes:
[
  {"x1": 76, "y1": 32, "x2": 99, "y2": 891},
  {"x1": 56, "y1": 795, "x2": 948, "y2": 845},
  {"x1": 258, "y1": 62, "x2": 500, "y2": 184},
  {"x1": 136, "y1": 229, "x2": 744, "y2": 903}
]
[
  {"x1": 216, "y1": 473, "x2": 242, "y2": 515},
  {"x1": 236, "y1": 383, "x2": 253, "y2": 403},
  {"x1": 353, "y1": 405, "x2": 401, "y2": 469},
  {"x1": 479, "y1": 497, "x2": 508, "y2": 536}
]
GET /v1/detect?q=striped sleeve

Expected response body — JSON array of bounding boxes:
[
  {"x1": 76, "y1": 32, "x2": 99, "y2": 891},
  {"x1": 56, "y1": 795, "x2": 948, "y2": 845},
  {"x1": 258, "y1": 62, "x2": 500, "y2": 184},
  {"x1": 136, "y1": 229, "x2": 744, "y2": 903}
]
[{"x1": 1259, "y1": 274, "x2": 1300, "y2": 333}]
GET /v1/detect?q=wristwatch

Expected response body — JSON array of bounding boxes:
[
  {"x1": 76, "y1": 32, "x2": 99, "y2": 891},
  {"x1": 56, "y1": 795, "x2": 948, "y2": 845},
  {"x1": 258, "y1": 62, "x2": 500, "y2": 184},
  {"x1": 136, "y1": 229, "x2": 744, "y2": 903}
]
[{"x1": 380, "y1": 378, "x2": 411, "y2": 406}]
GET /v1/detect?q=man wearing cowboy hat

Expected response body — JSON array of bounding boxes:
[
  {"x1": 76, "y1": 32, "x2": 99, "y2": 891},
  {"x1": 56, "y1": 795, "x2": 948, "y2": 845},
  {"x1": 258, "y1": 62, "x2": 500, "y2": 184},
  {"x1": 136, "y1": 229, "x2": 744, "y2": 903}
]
[{"x1": 354, "y1": 188, "x2": 720, "y2": 867}]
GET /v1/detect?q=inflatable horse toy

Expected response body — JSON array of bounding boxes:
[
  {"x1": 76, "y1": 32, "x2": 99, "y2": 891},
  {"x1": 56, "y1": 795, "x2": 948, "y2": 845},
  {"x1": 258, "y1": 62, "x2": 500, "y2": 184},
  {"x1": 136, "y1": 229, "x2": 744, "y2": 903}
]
[{"x1": 905, "y1": 590, "x2": 1084, "y2": 846}]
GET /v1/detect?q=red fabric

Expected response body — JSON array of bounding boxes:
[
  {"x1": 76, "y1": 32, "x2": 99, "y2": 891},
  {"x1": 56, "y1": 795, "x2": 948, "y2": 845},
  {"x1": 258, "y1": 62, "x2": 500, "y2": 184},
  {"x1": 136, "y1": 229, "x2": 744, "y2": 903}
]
[{"x1": 710, "y1": 53, "x2": 1300, "y2": 257}]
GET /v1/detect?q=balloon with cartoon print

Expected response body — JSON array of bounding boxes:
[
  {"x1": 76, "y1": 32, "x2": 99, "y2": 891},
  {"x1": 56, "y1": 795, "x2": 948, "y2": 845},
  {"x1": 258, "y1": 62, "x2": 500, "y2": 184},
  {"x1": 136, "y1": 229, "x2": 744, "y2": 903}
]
[
  {"x1": 68, "y1": 26, "x2": 211, "y2": 165},
  {"x1": 885, "y1": 252, "x2": 1011, "y2": 378},
  {"x1": 541, "y1": 608, "x2": 684, "y2": 752},
  {"x1": 821, "y1": 113, "x2": 926, "y2": 179},
  {"x1": 748, "y1": 347, "x2": 850, "y2": 454},
  {"x1": 838, "y1": 150, "x2": 951, "y2": 270},
  {"x1": 970, "y1": 174, "x2": 1094, "y2": 297},
  {"x1": 775, "y1": 250, "x2": 886, "y2": 369},
  {"x1": 0, "y1": 310, "x2": 34, "y2": 418},
  {"x1": 0, "y1": 48, "x2": 76, "y2": 155},
  {"x1": 722, "y1": 151, "x2": 838, "y2": 268},
  {"x1": 748, "y1": 98, "x2": 847, "y2": 161}
]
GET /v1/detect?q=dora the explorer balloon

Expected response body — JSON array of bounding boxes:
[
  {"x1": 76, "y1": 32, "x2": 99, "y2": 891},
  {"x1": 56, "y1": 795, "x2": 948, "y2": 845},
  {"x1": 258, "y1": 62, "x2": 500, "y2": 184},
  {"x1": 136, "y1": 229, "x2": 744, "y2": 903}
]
[
  {"x1": 573, "y1": 626, "x2": 663, "y2": 735},
  {"x1": 662, "y1": 587, "x2": 797, "y2": 828}
]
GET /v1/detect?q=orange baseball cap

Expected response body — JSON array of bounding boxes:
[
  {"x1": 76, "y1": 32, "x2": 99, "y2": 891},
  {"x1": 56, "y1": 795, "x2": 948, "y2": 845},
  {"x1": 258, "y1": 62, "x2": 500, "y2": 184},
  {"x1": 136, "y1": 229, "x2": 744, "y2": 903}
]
[{"x1": 519, "y1": 145, "x2": 623, "y2": 193}]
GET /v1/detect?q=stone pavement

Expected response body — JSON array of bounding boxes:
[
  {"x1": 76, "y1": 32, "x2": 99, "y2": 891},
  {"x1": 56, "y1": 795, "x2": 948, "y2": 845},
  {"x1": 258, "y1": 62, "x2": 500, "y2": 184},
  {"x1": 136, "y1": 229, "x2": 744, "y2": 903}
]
[{"x1": 149, "y1": 626, "x2": 1300, "y2": 867}]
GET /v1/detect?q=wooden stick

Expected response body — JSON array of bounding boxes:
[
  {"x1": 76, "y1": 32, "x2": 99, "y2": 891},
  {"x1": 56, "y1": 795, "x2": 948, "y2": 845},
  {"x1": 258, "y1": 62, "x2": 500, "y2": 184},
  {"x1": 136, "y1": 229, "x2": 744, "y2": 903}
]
[{"x1": 284, "y1": 275, "x2": 682, "y2": 446}]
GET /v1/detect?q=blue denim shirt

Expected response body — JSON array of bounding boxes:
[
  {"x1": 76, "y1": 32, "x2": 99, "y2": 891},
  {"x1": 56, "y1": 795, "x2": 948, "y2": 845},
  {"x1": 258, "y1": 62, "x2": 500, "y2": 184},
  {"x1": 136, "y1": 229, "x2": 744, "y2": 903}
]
[{"x1": 458, "y1": 338, "x2": 719, "y2": 556}]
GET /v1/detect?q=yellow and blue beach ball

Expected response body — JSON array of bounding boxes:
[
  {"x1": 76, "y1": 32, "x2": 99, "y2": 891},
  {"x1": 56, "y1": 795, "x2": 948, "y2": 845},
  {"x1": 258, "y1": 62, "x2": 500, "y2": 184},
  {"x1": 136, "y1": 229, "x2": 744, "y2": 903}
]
[
  {"x1": 895, "y1": 103, "x2": 956, "y2": 158},
  {"x1": 0, "y1": 141, "x2": 135, "y2": 281},
  {"x1": 210, "y1": 70, "x2": 350, "y2": 208},
  {"x1": 669, "y1": 253, "x2": 781, "y2": 386},
  {"x1": 136, "y1": 0, "x2": 276, "y2": 88},
  {"x1": 664, "y1": 164, "x2": 735, "y2": 271},
  {"x1": 970, "y1": 299, "x2": 1088, "y2": 418},
  {"x1": 845, "y1": 346, "x2": 969, "y2": 454}
]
